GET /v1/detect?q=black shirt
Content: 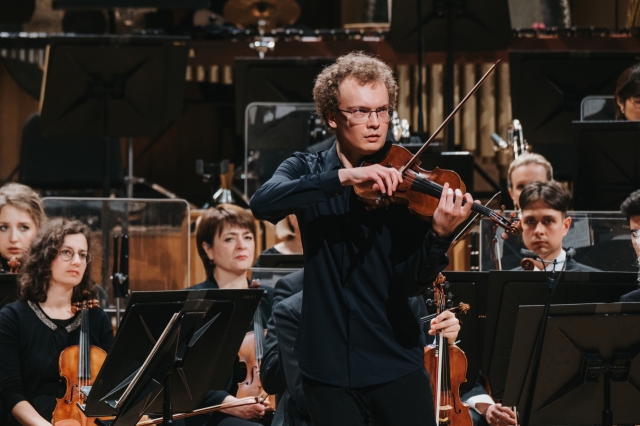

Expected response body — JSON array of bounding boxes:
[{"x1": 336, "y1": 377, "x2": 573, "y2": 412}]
[
  {"x1": 0, "y1": 299, "x2": 113, "y2": 424},
  {"x1": 250, "y1": 142, "x2": 451, "y2": 387}
]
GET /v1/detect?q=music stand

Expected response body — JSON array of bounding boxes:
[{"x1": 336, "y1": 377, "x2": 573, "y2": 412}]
[
  {"x1": 39, "y1": 35, "x2": 188, "y2": 195},
  {"x1": 83, "y1": 288, "x2": 262, "y2": 426},
  {"x1": 0, "y1": 274, "x2": 18, "y2": 309},
  {"x1": 503, "y1": 303, "x2": 640, "y2": 426},
  {"x1": 482, "y1": 271, "x2": 638, "y2": 400},
  {"x1": 572, "y1": 121, "x2": 640, "y2": 210},
  {"x1": 256, "y1": 254, "x2": 304, "y2": 269},
  {"x1": 388, "y1": 0, "x2": 510, "y2": 147}
]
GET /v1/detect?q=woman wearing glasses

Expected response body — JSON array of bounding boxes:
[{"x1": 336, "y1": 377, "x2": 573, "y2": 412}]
[
  {"x1": 0, "y1": 218, "x2": 113, "y2": 425},
  {"x1": 615, "y1": 64, "x2": 640, "y2": 121}
]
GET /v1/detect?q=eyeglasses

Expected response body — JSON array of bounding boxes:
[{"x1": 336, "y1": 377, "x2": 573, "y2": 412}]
[
  {"x1": 58, "y1": 248, "x2": 92, "y2": 264},
  {"x1": 338, "y1": 108, "x2": 391, "y2": 124}
]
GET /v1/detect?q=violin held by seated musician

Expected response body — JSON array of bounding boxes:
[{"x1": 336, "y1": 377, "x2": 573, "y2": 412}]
[{"x1": 0, "y1": 218, "x2": 113, "y2": 426}]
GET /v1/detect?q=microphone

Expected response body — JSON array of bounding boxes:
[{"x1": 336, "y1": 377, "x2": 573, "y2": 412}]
[
  {"x1": 491, "y1": 133, "x2": 508, "y2": 149},
  {"x1": 565, "y1": 247, "x2": 576, "y2": 259},
  {"x1": 520, "y1": 248, "x2": 537, "y2": 258}
]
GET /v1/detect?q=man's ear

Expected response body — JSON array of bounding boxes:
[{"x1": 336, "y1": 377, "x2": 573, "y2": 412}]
[
  {"x1": 326, "y1": 110, "x2": 338, "y2": 129},
  {"x1": 562, "y1": 215, "x2": 572, "y2": 236}
]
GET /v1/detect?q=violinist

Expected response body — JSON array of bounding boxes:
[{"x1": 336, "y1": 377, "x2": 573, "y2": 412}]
[
  {"x1": 514, "y1": 181, "x2": 599, "y2": 272},
  {"x1": 251, "y1": 52, "x2": 469, "y2": 426},
  {"x1": 0, "y1": 183, "x2": 46, "y2": 273},
  {"x1": 0, "y1": 218, "x2": 113, "y2": 425},
  {"x1": 619, "y1": 190, "x2": 640, "y2": 302},
  {"x1": 507, "y1": 153, "x2": 552, "y2": 210},
  {"x1": 187, "y1": 204, "x2": 273, "y2": 426}
]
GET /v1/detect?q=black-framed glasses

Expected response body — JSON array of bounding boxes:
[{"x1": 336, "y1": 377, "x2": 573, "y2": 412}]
[
  {"x1": 58, "y1": 248, "x2": 92, "y2": 264},
  {"x1": 337, "y1": 107, "x2": 391, "y2": 124}
]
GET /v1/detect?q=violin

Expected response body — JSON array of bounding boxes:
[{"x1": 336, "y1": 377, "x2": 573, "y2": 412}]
[
  {"x1": 355, "y1": 61, "x2": 521, "y2": 238},
  {"x1": 236, "y1": 281, "x2": 275, "y2": 419},
  {"x1": 423, "y1": 273, "x2": 472, "y2": 426},
  {"x1": 52, "y1": 297, "x2": 108, "y2": 426},
  {"x1": 8, "y1": 256, "x2": 21, "y2": 273}
]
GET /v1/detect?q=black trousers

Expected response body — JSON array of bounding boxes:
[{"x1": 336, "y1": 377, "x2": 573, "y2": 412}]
[{"x1": 302, "y1": 368, "x2": 436, "y2": 426}]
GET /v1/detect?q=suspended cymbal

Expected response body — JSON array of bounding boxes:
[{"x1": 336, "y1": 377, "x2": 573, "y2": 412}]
[{"x1": 223, "y1": 0, "x2": 301, "y2": 31}]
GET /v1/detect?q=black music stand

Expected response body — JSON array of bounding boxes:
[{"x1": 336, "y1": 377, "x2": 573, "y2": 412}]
[
  {"x1": 482, "y1": 271, "x2": 638, "y2": 400},
  {"x1": 83, "y1": 288, "x2": 262, "y2": 426},
  {"x1": 503, "y1": 303, "x2": 640, "y2": 426},
  {"x1": 39, "y1": 36, "x2": 188, "y2": 195},
  {"x1": 0, "y1": 274, "x2": 18, "y2": 309},
  {"x1": 572, "y1": 121, "x2": 640, "y2": 210},
  {"x1": 388, "y1": 0, "x2": 510, "y2": 147}
]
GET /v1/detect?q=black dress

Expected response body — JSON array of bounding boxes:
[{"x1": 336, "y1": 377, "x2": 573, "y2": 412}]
[
  {"x1": 186, "y1": 277, "x2": 274, "y2": 426},
  {"x1": 0, "y1": 299, "x2": 114, "y2": 424}
]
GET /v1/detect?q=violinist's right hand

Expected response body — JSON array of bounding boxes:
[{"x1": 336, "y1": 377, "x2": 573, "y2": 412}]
[
  {"x1": 220, "y1": 395, "x2": 270, "y2": 422},
  {"x1": 477, "y1": 403, "x2": 517, "y2": 426},
  {"x1": 339, "y1": 165, "x2": 403, "y2": 196}
]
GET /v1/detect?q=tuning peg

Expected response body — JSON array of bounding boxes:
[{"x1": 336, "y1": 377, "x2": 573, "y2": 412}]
[
  {"x1": 425, "y1": 288, "x2": 434, "y2": 296},
  {"x1": 447, "y1": 292, "x2": 453, "y2": 300},
  {"x1": 446, "y1": 300, "x2": 453, "y2": 308},
  {"x1": 444, "y1": 282, "x2": 450, "y2": 290},
  {"x1": 425, "y1": 299, "x2": 434, "y2": 306}
]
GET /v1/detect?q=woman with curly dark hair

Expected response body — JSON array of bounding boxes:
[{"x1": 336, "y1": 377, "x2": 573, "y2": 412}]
[{"x1": 0, "y1": 218, "x2": 113, "y2": 426}]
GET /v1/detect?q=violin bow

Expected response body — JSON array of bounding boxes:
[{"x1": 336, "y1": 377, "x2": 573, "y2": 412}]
[
  {"x1": 135, "y1": 397, "x2": 262, "y2": 426},
  {"x1": 399, "y1": 60, "x2": 500, "y2": 175}
]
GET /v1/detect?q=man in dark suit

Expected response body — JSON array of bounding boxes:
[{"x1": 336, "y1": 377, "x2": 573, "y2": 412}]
[
  {"x1": 514, "y1": 181, "x2": 599, "y2": 272},
  {"x1": 620, "y1": 190, "x2": 640, "y2": 302}
]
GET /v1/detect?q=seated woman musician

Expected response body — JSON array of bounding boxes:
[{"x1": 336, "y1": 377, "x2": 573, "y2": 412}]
[
  {"x1": 615, "y1": 63, "x2": 640, "y2": 121},
  {"x1": 0, "y1": 183, "x2": 46, "y2": 273},
  {"x1": 514, "y1": 181, "x2": 599, "y2": 272},
  {"x1": 0, "y1": 218, "x2": 114, "y2": 425},
  {"x1": 188, "y1": 204, "x2": 273, "y2": 426}
]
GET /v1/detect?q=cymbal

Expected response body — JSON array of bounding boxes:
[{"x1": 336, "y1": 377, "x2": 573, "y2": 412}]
[{"x1": 223, "y1": 0, "x2": 301, "y2": 31}]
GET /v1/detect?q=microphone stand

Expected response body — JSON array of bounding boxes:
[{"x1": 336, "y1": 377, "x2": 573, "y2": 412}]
[{"x1": 520, "y1": 251, "x2": 571, "y2": 426}]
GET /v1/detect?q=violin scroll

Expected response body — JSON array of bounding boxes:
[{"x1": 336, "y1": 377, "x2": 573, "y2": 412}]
[{"x1": 8, "y1": 256, "x2": 21, "y2": 274}]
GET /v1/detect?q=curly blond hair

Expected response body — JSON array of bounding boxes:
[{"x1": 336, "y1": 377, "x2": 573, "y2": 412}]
[{"x1": 313, "y1": 52, "x2": 397, "y2": 128}]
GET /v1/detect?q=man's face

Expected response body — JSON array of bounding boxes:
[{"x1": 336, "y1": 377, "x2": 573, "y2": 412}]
[
  {"x1": 509, "y1": 163, "x2": 549, "y2": 209},
  {"x1": 326, "y1": 77, "x2": 389, "y2": 162},
  {"x1": 521, "y1": 200, "x2": 571, "y2": 261},
  {"x1": 630, "y1": 215, "x2": 640, "y2": 258}
]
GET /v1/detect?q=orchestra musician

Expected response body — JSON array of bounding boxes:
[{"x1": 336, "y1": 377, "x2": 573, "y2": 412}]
[
  {"x1": 0, "y1": 218, "x2": 113, "y2": 425},
  {"x1": 0, "y1": 183, "x2": 46, "y2": 273},
  {"x1": 187, "y1": 204, "x2": 273, "y2": 426},
  {"x1": 615, "y1": 63, "x2": 640, "y2": 121},
  {"x1": 506, "y1": 153, "x2": 553, "y2": 210},
  {"x1": 619, "y1": 189, "x2": 640, "y2": 302},
  {"x1": 250, "y1": 52, "x2": 468, "y2": 426},
  {"x1": 514, "y1": 181, "x2": 599, "y2": 272}
]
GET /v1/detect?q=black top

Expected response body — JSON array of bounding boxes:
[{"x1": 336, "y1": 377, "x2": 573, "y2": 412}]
[
  {"x1": 0, "y1": 256, "x2": 10, "y2": 273},
  {"x1": 250, "y1": 142, "x2": 451, "y2": 387},
  {"x1": 188, "y1": 277, "x2": 274, "y2": 406},
  {"x1": 0, "y1": 299, "x2": 113, "y2": 424}
]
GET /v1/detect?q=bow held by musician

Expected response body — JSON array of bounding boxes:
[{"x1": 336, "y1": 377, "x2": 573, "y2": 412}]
[
  {"x1": 250, "y1": 52, "x2": 467, "y2": 426},
  {"x1": 0, "y1": 218, "x2": 113, "y2": 426}
]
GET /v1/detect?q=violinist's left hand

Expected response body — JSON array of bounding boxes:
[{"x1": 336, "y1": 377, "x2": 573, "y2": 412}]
[
  {"x1": 428, "y1": 310, "x2": 460, "y2": 345},
  {"x1": 432, "y1": 183, "x2": 478, "y2": 239}
]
